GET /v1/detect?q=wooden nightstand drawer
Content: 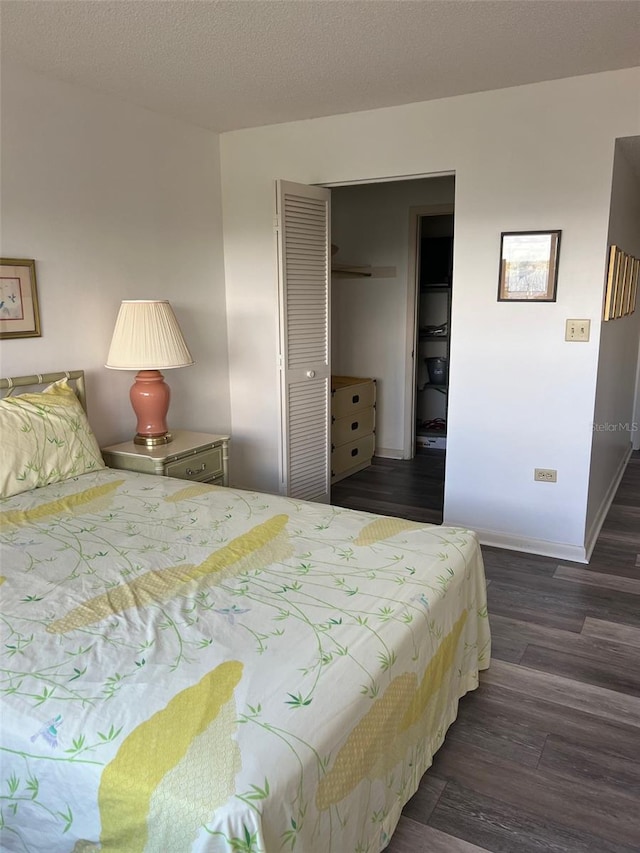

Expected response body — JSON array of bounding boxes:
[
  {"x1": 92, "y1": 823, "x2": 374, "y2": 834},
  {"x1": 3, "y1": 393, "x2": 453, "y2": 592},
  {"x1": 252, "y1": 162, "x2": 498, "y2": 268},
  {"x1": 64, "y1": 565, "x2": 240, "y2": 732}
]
[{"x1": 165, "y1": 446, "x2": 223, "y2": 482}]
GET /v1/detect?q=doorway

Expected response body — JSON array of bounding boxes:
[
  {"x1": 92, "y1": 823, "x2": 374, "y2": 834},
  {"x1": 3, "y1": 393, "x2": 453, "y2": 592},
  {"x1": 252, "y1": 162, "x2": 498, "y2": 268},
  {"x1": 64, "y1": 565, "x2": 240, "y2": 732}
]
[
  {"x1": 328, "y1": 176, "x2": 455, "y2": 513},
  {"x1": 414, "y1": 212, "x2": 454, "y2": 455}
]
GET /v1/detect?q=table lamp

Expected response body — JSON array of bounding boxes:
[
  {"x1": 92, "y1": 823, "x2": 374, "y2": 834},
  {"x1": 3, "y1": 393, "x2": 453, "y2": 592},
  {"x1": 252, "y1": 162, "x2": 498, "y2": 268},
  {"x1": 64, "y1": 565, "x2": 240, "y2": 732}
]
[{"x1": 105, "y1": 300, "x2": 194, "y2": 446}]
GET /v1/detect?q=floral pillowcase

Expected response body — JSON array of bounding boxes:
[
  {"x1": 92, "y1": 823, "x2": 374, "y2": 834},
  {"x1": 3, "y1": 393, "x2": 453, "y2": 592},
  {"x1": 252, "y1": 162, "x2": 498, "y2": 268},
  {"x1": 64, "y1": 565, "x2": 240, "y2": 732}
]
[{"x1": 0, "y1": 378, "x2": 105, "y2": 498}]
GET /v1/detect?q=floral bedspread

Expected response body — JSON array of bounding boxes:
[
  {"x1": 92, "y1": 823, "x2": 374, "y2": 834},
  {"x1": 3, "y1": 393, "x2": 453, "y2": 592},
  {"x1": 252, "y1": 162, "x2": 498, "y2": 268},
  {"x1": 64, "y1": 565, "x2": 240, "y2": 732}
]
[{"x1": 0, "y1": 469, "x2": 490, "y2": 852}]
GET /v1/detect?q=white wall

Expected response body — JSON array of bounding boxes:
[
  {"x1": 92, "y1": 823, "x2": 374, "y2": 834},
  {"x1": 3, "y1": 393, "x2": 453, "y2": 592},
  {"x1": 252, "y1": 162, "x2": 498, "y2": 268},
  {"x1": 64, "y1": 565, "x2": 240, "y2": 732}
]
[
  {"x1": 331, "y1": 177, "x2": 455, "y2": 456},
  {"x1": 586, "y1": 140, "x2": 640, "y2": 551},
  {"x1": 220, "y1": 68, "x2": 640, "y2": 558},
  {"x1": 0, "y1": 65, "x2": 230, "y2": 448}
]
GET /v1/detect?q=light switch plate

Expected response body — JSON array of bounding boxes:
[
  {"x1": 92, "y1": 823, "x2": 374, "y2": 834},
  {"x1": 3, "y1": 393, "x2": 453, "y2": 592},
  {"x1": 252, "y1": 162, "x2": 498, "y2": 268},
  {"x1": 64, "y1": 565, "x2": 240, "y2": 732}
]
[{"x1": 565, "y1": 319, "x2": 591, "y2": 342}]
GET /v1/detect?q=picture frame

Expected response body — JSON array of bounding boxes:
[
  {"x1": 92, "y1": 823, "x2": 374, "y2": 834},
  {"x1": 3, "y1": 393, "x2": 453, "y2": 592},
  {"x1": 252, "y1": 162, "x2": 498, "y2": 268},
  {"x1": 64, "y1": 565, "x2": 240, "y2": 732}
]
[
  {"x1": 603, "y1": 247, "x2": 640, "y2": 321},
  {"x1": 629, "y1": 260, "x2": 636, "y2": 315},
  {"x1": 617, "y1": 252, "x2": 631, "y2": 319},
  {"x1": 0, "y1": 258, "x2": 41, "y2": 339},
  {"x1": 623, "y1": 253, "x2": 633, "y2": 316},
  {"x1": 498, "y1": 231, "x2": 561, "y2": 302},
  {"x1": 615, "y1": 250, "x2": 627, "y2": 318},
  {"x1": 612, "y1": 246, "x2": 625, "y2": 320},
  {"x1": 603, "y1": 245, "x2": 620, "y2": 321}
]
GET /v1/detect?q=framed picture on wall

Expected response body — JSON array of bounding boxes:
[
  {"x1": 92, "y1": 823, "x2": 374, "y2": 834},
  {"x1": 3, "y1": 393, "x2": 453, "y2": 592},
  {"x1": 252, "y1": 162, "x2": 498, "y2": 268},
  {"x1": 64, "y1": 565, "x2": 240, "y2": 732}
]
[
  {"x1": 603, "y1": 248, "x2": 640, "y2": 321},
  {"x1": 498, "y1": 231, "x2": 561, "y2": 302},
  {"x1": 0, "y1": 258, "x2": 41, "y2": 339},
  {"x1": 632, "y1": 258, "x2": 640, "y2": 315},
  {"x1": 624, "y1": 253, "x2": 636, "y2": 316},
  {"x1": 602, "y1": 245, "x2": 620, "y2": 321},
  {"x1": 615, "y1": 252, "x2": 630, "y2": 318}
]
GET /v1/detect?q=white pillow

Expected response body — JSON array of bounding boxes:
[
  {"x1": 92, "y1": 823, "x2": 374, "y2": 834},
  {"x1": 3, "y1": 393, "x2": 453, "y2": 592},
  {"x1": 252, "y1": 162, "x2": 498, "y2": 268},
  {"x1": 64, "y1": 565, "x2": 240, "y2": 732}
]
[{"x1": 0, "y1": 378, "x2": 105, "y2": 498}]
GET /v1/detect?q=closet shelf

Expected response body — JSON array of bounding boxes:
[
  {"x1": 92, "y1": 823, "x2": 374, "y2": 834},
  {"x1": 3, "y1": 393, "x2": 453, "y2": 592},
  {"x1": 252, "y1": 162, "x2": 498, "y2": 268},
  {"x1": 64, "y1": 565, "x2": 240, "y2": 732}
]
[
  {"x1": 331, "y1": 264, "x2": 372, "y2": 278},
  {"x1": 332, "y1": 264, "x2": 397, "y2": 279}
]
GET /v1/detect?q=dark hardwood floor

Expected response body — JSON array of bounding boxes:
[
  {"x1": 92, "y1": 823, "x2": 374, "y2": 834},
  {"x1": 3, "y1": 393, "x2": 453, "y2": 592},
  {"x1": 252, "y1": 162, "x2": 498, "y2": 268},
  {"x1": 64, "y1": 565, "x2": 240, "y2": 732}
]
[
  {"x1": 331, "y1": 448, "x2": 446, "y2": 524},
  {"x1": 333, "y1": 451, "x2": 640, "y2": 852}
]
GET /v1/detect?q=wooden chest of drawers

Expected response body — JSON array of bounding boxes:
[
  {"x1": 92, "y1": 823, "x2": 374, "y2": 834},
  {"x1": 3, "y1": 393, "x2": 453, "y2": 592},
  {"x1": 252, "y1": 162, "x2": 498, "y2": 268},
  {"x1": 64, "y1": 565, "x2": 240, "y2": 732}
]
[{"x1": 331, "y1": 376, "x2": 376, "y2": 484}]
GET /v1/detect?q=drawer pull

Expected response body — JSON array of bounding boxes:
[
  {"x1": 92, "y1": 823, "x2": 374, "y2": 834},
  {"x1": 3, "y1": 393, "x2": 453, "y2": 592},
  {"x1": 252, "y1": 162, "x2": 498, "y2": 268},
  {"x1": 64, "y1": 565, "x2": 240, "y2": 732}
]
[
  {"x1": 351, "y1": 421, "x2": 358, "y2": 431},
  {"x1": 351, "y1": 448, "x2": 359, "y2": 457},
  {"x1": 186, "y1": 463, "x2": 207, "y2": 476},
  {"x1": 352, "y1": 394, "x2": 360, "y2": 404}
]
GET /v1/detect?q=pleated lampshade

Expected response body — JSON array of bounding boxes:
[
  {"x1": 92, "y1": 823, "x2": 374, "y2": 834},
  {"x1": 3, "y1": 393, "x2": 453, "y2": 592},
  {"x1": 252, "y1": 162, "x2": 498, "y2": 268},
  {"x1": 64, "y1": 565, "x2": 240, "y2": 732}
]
[{"x1": 106, "y1": 300, "x2": 194, "y2": 370}]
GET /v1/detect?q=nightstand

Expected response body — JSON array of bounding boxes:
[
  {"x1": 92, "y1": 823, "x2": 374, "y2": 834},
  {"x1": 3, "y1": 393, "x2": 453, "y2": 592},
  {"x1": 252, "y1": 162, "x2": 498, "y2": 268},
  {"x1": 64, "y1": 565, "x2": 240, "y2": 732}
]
[{"x1": 101, "y1": 431, "x2": 230, "y2": 486}]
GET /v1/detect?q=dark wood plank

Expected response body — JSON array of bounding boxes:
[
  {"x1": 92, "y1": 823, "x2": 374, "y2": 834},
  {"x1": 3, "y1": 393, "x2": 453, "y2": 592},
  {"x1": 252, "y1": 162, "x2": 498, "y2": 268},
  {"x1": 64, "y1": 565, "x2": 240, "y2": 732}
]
[
  {"x1": 329, "y1": 493, "x2": 442, "y2": 524},
  {"x1": 538, "y1": 735, "x2": 640, "y2": 796},
  {"x1": 554, "y1": 564, "x2": 640, "y2": 595},
  {"x1": 331, "y1": 450, "x2": 445, "y2": 522},
  {"x1": 484, "y1": 580, "x2": 588, "y2": 632},
  {"x1": 428, "y1": 780, "x2": 638, "y2": 853},
  {"x1": 575, "y1": 539, "x2": 640, "y2": 577},
  {"x1": 401, "y1": 773, "x2": 446, "y2": 824},
  {"x1": 488, "y1": 572, "x2": 640, "y2": 630},
  {"x1": 519, "y1": 643, "x2": 640, "y2": 697},
  {"x1": 481, "y1": 658, "x2": 640, "y2": 729},
  {"x1": 439, "y1": 688, "x2": 547, "y2": 767},
  {"x1": 388, "y1": 817, "x2": 490, "y2": 852},
  {"x1": 476, "y1": 545, "x2": 558, "y2": 578},
  {"x1": 490, "y1": 613, "x2": 640, "y2": 671},
  {"x1": 597, "y1": 504, "x2": 640, "y2": 546},
  {"x1": 581, "y1": 617, "x2": 640, "y2": 647},
  {"x1": 428, "y1": 740, "x2": 640, "y2": 849},
  {"x1": 451, "y1": 682, "x2": 640, "y2": 762}
]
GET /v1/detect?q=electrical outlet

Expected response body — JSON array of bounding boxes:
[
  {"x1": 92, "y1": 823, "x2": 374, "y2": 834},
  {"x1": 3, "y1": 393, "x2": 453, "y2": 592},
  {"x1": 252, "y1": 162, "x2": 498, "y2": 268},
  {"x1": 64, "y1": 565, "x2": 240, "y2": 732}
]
[
  {"x1": 565, "y1": 319, "x2": 591, "y2": 342},
  {"x1": 534, "y1": 468, "x2": 557, "y2": 482}
]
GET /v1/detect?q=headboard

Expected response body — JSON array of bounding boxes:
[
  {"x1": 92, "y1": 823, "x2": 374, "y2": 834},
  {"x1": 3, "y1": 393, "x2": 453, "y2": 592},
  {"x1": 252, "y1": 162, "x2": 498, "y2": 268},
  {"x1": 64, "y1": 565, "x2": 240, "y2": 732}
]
[{"x1": 0, "y1": 370, "x2": 87, "y2": 413}]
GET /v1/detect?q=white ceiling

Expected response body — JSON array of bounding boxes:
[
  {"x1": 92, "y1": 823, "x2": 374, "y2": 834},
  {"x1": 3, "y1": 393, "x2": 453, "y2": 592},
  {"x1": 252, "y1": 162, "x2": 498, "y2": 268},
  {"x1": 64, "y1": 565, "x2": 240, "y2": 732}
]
[{"x1": 1, "y1": 0, "x2": 639, "y2": 133}]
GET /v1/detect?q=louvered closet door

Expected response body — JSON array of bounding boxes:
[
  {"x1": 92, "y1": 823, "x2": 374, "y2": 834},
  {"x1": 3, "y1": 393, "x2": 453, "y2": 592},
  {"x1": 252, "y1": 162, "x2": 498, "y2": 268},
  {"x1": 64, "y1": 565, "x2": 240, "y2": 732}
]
[{"x1": 276, "y1": 180, "x2": 331, "y2": 502}]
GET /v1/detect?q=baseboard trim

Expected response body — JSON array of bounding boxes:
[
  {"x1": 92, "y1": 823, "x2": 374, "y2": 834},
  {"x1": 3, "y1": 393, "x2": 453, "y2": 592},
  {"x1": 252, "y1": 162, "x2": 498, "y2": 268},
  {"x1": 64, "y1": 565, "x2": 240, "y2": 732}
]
[
  {"x1": 584, "y1": 445, "x2": 632, "y2": 562},
  {"x1": 443, "y1": 520, "x2": 588, "y2": 564},
  {"x1": 374, "y1": 448, "x2": 404, "y2": 460}
]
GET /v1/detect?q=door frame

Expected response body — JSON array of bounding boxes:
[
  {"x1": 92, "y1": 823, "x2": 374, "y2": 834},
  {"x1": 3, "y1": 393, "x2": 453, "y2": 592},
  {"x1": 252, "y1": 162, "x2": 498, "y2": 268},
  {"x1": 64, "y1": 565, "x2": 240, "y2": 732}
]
[{"x1": 403, "y1": 203, "x2": 455, "y2": 459}]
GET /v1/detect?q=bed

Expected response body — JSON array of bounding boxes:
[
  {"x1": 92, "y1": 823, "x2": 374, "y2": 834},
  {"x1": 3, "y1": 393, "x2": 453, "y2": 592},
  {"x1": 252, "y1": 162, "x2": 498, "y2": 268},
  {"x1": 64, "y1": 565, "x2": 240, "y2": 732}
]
[{"x1": 0, "y1": 371, "x2": 490, "y2": 853}]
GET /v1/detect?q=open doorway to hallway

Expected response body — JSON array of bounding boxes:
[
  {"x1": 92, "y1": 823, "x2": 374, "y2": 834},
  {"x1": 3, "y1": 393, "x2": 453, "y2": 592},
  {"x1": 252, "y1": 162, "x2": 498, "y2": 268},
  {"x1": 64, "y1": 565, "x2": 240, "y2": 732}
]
[{"x1": 329, "y1": 175, "x2": 454, "y2": 519}]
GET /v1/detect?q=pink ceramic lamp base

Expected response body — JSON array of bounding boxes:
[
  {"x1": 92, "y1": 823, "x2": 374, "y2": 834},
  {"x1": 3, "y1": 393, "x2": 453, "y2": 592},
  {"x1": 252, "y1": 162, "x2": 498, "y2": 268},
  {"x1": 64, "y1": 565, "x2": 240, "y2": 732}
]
[{"x1": 130, "y1": 370, "x2": 173, "y2": 446}]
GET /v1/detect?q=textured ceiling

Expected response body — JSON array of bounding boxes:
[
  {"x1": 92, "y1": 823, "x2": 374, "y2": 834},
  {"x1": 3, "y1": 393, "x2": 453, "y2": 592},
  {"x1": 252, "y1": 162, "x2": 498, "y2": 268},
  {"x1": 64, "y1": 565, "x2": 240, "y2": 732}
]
[{"x1": 1, "y1": 0, "x2": 639, "y2": 132}]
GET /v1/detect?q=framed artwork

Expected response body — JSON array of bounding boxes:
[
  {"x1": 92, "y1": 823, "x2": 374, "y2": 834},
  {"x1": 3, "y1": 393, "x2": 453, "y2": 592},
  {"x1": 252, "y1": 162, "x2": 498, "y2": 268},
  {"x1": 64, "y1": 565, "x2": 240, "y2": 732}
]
[
  {"x1": 603, "y1": 247, "x2": 640, "y2": 321},
  {"x1": 617, "y1": 252, "x2": 631, "y2": 318},
  {"x1": 602, "y1": 245, "x2": 620, "y2": 321},
  {"x1": 498, "y1": 231, "x2": 561, "y2": 302},
  {"x1": 624, "y1": 257, "x2": 640, "y2": 314},
  {"x1": 614, "y1": 249, "x2": 627, "y2": 319},
  {"x1": 0, "y1": 258, "x2": 41, "y2": 339},
  {"x1": 623, "y1": 254, "x2": 632, "y2": 316}
]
